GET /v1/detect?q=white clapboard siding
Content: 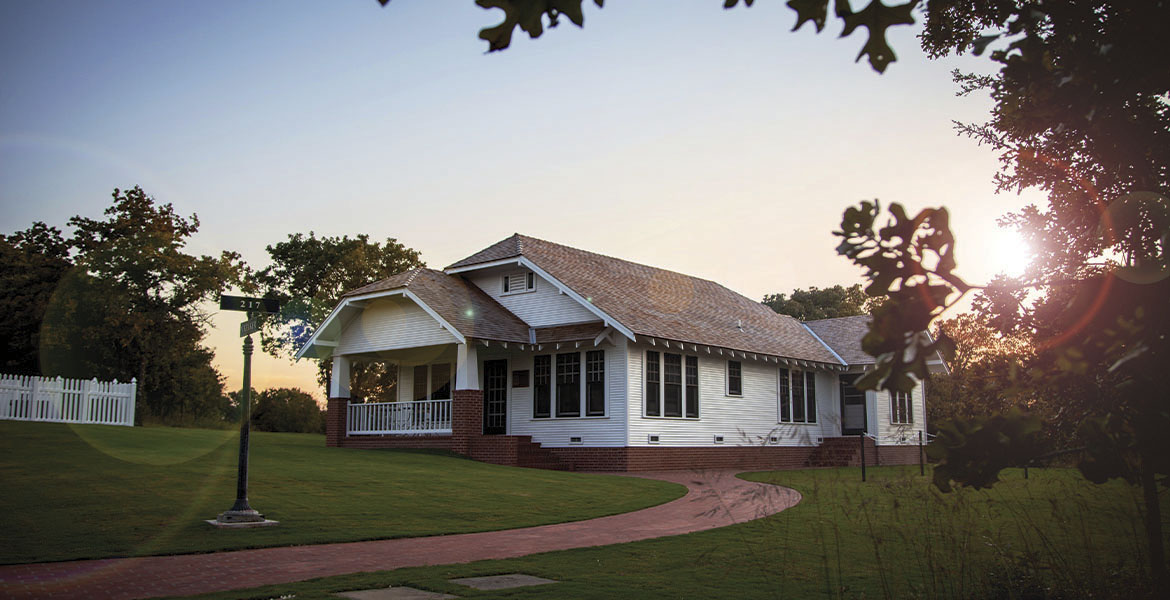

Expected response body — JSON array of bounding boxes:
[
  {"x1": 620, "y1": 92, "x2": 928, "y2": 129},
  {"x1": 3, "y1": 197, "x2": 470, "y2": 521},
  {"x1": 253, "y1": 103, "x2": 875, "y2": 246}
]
[
  {"x1": 467, "y1": 270, "x2": 597, "y2": 327},
  {"x1": 0, "y1": 374, "x2": 136, "y2": 426},
  {"x1": 495, "y1": 341, "x2": 628, "y2": 447},
  {"x1": 874, "y1": 376, "x2": 927, "y2": 446},
  {"x1": 625, "y1": 344, "x2": 837, "y2": 447},
  {"x1": 336, "y1": 297, "x2": 458, "y2": 354}
]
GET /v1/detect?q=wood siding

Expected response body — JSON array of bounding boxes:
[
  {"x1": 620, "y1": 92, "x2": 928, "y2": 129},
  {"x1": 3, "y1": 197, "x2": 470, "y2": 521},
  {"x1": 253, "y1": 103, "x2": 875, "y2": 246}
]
[
  {"x1": 336, "y1": 297, "x2": 457, "y2": 355},
  {"x1": 873, "y1": 377, "x2": 927, "y2": 446},
  {"x1": 479, "y1": 340, "x2": 628, "y2": 447},
  {"x1": 466, "y1": 269, "x2": 598, "y2": 327},
  {"x1": 625, "y1": 343, "x2": 842, "y2": 447}
]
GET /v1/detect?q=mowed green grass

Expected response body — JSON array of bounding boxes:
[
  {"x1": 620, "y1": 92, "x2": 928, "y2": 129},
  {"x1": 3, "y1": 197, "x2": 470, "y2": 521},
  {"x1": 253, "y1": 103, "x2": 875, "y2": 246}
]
[
  {"x1": 177, "y1": 466, "x2": 1166, "y2": 600},
  {"x1": 0, "y1": 421, "x2": 683, "y2": 564}
]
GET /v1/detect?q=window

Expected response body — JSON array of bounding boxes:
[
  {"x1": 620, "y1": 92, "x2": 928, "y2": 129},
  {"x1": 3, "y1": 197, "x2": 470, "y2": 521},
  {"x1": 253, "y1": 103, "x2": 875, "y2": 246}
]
[
  {"x1": 413, "y1": 363, "x2": 453, "y2": 401},
  {"x1": 891, "y1": 390, "x2": 913, "y2": 424},
  {"x1": 779, "y1": 368, "x2": 816, "y2": 424},
  {"x1": 644, "y1": 350, "x2": 699, "y2": 418},
  {"x1": 645, "y1": 351, "x2": 661, "y2": 416},
  {"x1": 586, "y1": 350, "x2": 605, "y2": 416},
  {"x1": 727, "y1": 360, "x2": 742, "y2": 396},
  {"x1": 532, "y1": 350, "x2": 604, "y2": 419},
  {"x1": 556, "y1": 353, "x2": 581, "y2": 417},
  {"x1": 804, "y1": 371, "x2": 817, "y2": 424},
  {"x1": 502, "y1": 271, "x2": 536, "y2": 295},
  {"x1": 779, "y1": 368, "x2": 791, "y2": 422},
  {"x1": 413, "y1": 365, "x2": 428, "y2": 402},
  {"x1": 663, "y1": 353, "x2": 682, "y2": 417},
  {"x1": 431, "y1": 364, "x2": 451, "y2": 400},
  {"x1": 533, "y1": 355, "x2": 551, "y2": 418},
  {"x1": 685, "y1": 356, "x2": 699, "y2": 418}
]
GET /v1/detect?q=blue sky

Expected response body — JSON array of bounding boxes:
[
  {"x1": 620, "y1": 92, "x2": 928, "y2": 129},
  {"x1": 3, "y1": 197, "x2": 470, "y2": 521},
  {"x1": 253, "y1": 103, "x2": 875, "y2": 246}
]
[{"x1": 0, "y1": 1, "x2": 1038, "y2": 396}]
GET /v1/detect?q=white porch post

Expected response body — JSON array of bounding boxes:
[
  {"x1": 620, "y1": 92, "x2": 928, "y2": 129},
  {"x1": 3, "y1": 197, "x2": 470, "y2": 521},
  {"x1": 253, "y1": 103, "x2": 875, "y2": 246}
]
[
  {"x1": 330, "y1": 354, "x2": 351, "y2": 398},
  {"x1": 455, "y1": 342, "x2": 479, "y2": 391}
]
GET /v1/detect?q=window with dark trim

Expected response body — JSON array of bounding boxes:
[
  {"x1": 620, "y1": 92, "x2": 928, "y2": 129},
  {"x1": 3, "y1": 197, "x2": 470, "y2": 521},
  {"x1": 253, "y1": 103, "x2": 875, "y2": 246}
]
[
  {"x1": 645, "y1": 351, "x2": 661, "y2": 416},
  {"x1": 533, "y1": 355, "x2": 551, "y2": 418},
  {"x1": 891, "y1": 390, "x2": 913, "y2": 424},
  {"x1": 586, "y1": 350, "x2": 605, "y2": 416},
  {"x1": 804, "y1": 370, "x2": 817, "y2": 424},
  {"x1": 645, "y1": 350, "x2": 698, "y2": 418},
  {"x1": 779, "y1": 367, "x2": 791, "y2": 422},
  {"x1": 727, "y1": 360, "x2": 742, "y2": 396},
  {"x1": 534, "y1": 351, "x2": 605, "y2": 419},
  {"x1": 685, "y1": 356, "x2": 699, "y2": 418},
  {"x1": 779, "y1": 368, "x2": 816, "y2": 424},
  {"x1": 556, "y1": 353, "x2": 581, "y2": 417},
  {"x1": 791, "y1": 369, "x2": 806, "y2": 422},
  {"x1": 663, "y1": 353, "x2": 682, "y2": 417}
]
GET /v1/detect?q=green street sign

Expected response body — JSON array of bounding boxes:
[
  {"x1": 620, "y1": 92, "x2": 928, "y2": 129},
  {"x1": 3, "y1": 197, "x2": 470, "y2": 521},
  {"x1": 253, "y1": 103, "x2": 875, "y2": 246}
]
[
  {"x1": 240, "y1": 318, "x2": 261, "y2": 337},
  {"x1": 220, "y1": 295, "x2": 280, "y2": 314}
]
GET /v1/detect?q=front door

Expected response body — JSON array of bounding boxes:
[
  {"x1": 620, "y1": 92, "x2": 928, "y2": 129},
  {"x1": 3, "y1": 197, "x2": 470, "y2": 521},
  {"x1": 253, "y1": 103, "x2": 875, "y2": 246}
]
[
  {"x1": 483, "y1": 359, "x2": 507, "y2": 435},
  {"x1": 840, "y1": 374, "x2": 866, "y2": 435}
]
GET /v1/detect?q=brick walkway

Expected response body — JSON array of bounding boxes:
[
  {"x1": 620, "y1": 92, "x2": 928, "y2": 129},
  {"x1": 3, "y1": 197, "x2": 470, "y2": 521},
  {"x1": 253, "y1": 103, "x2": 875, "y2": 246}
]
[{"x1": 0, "y1": 470, "x2": 800, "y2": 599}]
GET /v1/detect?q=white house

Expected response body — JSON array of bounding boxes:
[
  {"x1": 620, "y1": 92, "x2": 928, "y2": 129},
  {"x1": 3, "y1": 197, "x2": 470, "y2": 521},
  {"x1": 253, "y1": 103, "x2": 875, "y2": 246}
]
[{"x1": 297, "y1": 234, "x2": 944, "y2": 471}]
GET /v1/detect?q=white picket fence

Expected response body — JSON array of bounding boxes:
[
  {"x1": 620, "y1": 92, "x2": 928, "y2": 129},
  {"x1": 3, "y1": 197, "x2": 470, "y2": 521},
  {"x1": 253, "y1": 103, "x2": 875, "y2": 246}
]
[
  {"x1": 0, "y1": 374, "x2": 137, "y2": 426},
  {"x1": 348, "y1": 399, "x2": 452, "y2": 435}
]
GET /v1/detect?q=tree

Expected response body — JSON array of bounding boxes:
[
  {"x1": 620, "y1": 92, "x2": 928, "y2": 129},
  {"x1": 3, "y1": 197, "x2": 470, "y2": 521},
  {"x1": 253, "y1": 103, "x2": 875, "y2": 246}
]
[
  {"x1": 762, "y1": 283, "x2": 880, "y2": 321},
  {"x1": 256, "y1": 232, "x2": 425, "y2": 397},
  {"x1": 378, "y1": 0, "x2": 919, "y2": 73},
  {"x1": 0, "y1": 223, "x2": 71, "y2": 374},
  {"x1": 249, "y1": 388, "x2": 325, "y2": 434},
  {"x1": 832, "y1": 1, "x2": 1169, "y2": 584},
  {"x1": 925, "y1": 313, "x2": 1032, "y2": 434},
  {"x1": 28, "y1": 186, "x2": 246, "y2": 422}
]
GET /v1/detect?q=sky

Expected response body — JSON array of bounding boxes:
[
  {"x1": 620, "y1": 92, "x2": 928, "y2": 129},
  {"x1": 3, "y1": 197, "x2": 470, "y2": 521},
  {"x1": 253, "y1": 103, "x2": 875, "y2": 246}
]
[{"x1": 0, "y1": 1, "x2": 1041, "y2": 399}]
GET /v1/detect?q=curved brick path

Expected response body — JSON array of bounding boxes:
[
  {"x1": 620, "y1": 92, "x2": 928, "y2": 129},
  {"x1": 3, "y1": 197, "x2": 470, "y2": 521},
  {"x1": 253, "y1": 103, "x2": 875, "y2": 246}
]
[{"x1": 0, "y1": 470, "x2": 800, "y2": 599}]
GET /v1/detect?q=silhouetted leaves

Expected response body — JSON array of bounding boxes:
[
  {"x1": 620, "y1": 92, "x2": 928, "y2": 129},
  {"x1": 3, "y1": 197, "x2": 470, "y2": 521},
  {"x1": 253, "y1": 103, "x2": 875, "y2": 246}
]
[{"x1": 926, "y1": 409, "x2": 1045, "y2": 492}]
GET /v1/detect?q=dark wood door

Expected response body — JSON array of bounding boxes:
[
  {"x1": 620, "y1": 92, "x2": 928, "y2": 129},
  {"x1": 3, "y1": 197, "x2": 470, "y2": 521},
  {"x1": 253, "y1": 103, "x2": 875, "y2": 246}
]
[
  {"x1": 483, "y1": 360, "x2": 507, "y2": 435},
  {"x1": 840, "y1": 374, "x2": 867, "y2": 435}
]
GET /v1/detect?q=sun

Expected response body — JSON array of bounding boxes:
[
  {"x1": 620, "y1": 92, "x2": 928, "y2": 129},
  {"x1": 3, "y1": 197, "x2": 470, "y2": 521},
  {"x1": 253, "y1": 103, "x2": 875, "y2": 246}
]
[{"x1": 989, "y1": 229, "x2": 1033, "y2": 278}]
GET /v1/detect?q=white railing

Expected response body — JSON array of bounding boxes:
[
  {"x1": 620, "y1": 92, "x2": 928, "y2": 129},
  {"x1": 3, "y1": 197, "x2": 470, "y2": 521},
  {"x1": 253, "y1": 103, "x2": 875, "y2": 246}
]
[
  {"x1": 348, "y1": 399, "x2": 452, "y2": 435},
  {"x1": 0, "y1": 374, "x2": 137, "y2": 426}
]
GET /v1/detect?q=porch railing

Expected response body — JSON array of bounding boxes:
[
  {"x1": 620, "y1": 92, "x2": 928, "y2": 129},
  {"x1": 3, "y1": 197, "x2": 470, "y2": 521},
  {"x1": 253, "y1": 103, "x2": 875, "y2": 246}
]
[{"x1": 348, "y1": 399, "x2": 452, "y2": 435}]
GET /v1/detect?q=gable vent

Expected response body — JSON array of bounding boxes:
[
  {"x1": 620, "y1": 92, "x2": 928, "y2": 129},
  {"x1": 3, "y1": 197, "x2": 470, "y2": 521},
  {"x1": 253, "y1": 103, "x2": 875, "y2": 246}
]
[{"x1": 502, "y1": 271, "x2": 536, "y2": 295}]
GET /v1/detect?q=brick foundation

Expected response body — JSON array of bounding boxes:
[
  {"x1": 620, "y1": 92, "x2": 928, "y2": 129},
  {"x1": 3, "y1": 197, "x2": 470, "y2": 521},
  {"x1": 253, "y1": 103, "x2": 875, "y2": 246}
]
[{"x1": 871, "y1": 444, "x2": 925, "y2": 467}]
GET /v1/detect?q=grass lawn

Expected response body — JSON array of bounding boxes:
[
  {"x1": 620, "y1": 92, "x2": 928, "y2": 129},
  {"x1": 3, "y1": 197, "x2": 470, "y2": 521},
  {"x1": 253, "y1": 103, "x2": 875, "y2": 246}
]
[
  {"x1": 175, "y1": 466, "x2": 1166, "y2": 600},
  {"x1": 0, "y1": 420, "x2": 683, "y2": 564}
]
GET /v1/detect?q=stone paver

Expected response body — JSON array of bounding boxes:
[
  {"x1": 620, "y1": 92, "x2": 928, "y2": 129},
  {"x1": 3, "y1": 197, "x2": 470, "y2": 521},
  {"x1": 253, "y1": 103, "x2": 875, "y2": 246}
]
[
  {"x1": 0, "y1": 470, "x2": 800, "y2": 600},
  {"x1": 449, "y1": 573, "x2": 556, "y2": 590},
  {"x1": 335, "y1": 586, "x2": 458, "y2": 600}
]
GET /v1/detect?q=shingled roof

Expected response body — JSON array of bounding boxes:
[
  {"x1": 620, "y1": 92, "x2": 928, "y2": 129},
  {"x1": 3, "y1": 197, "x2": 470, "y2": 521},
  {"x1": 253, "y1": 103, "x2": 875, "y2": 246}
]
[
  {"x1": 804, "y1": 315, "x2": 874, "y2": 365},
  {"x1": 345, "y1": 268, "x2": 531, "y2": 343},
  {"x1": 447, "y1": 234, "x2": 844, "y2": 365}
]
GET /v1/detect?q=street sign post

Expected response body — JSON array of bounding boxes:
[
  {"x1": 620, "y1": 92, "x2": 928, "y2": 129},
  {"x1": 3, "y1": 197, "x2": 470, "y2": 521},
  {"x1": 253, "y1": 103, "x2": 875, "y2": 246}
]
[{"x1": 209, "y1": 295, "x2": 282, "y2": 528}]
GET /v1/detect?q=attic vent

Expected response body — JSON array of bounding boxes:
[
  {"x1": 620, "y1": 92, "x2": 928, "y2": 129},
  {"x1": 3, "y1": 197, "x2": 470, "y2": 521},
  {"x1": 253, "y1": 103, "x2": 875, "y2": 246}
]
[
  {"x1": 569, "y1": 436, "x2": 583, "y2": 445},
  {"x1": 502, "y1": 271, "x2": 536, "y2": 295},
  {"x1": 713, "y1": 435, "x2": 725, "y2": 444},
  {"x1": 647, "y1": 434, "x2": 661, "y2": 444}
]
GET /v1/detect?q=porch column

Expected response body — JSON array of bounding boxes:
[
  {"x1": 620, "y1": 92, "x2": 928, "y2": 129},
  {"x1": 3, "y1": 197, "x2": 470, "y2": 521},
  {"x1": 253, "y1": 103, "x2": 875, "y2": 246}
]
[
  {"x1": 452, "y1": 341, "x2": 482, "y2": 455},
  {"x1": 326, "y1": 354, "x2": 351, "y2": 448}
]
